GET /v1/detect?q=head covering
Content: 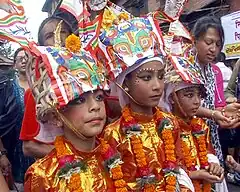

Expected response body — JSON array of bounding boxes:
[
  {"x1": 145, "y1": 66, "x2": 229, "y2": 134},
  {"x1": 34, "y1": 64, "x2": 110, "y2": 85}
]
[
  {"x1": 98, "y1": 16, "x2": 166, "y2": 80},
  {"x1": 98, "y1": 16, "x2": 166, "y2": 107},
  {"x1": 111, "y1": 57, "x2": 164, "y2": 107},
  {"x1": 160, "y1": 55, "x2": 205, "y2": 111},
  {"x1": 26, "y1": 45, "x2": 109, "y2": 121}
]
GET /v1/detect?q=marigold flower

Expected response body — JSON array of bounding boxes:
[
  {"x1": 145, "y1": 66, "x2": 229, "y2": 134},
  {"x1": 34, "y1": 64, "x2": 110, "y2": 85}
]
[
  {"x1": 133, "y1": 143, "x2": 143, "y2": 150},
  {"x1": 165, "y1": 144, "x2": 175, "y2": 150},
  {"x1": 144, "y1": 184, "x2": 155, "y2": 192},
  {"x1": 114, "y1": 179, "x2": 127, "y2": 188},
  {"x1": 111, "y1": 166, "x2": 124, "y2": 180},
  {"x1": 65, "y1": 34, "x2": 81, "y2": 53},
  {"x1": 165, "y1": 150, "x2": 174, "y2": 155},
  {"x1": 135, "y1": 152, "x2": 145, "y2": 159},
  {"x1": 166, "y1": 156, "x2": 176, "y2": 162},
  {"x1": 68, "y1": 173, "x2": 82, "y2": 191},
  {"x1": 118, "y1": 12, "x2": 129, "y2": 21},
  {"x1": 165, "y1": 184, "x2": 176, "y2": 192},
  {"x1": 116, "y1": 188, "x2": 128, "y2": 192},
  {"x1": 166, "y1": 175, "x2": 176, "y2": 185},
  {"x1": 102, "y1": 8, "x2": 117, "y2": 30}
]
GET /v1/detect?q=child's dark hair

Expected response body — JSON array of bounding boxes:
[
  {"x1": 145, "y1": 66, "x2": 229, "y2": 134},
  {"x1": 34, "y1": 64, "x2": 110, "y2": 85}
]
[
  {"x1": 192, "y1": 16, "x2": 225, "y2": 50},
  {"x1": 37, "y1": 16, "x2": 73, "y2": 46},
  {"x1": 13, "y1": 47, "x2": 24, "y2": 63}
]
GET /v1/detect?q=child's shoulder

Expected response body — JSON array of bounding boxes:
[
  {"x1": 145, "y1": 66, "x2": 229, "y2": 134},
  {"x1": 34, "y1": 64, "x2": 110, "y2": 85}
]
[
  {"x1": 157, "y1": 108, "x2": 176, "y2": 119},
  {"x1": 25, "y1": 149, "x2": 58, "y2": 178},
  {"x1": 103, "y1": 117, "x2": 122, "y2": 144}
]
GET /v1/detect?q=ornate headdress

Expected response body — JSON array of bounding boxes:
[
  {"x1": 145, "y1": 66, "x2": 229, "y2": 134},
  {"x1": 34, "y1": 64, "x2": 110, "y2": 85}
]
[
  {"x1": 97, "y1": 15, "x2": 167, "y2": 80},
  {"x1": 161, "y1": 55, "x2": 205, "y2": 112},
  {"x1": 26, "y1": 45, "x2": 109, "y2": 120}
]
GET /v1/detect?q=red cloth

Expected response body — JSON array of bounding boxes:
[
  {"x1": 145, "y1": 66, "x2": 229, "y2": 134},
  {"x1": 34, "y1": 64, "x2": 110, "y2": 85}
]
[{"x1": 20, "y1": 89, "x2": 40, "y2": 141}]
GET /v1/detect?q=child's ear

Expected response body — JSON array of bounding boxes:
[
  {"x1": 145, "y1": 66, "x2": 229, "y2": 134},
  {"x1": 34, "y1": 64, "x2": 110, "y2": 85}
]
[{"x1": 47, "y1": 111, "x2": 63, "y2": 128}]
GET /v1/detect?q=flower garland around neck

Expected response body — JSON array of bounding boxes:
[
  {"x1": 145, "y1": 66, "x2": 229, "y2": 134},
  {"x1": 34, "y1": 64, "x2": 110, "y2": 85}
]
[
  {"x1": 55, "y1": 136, "x2": 87, "y2": 192},
  {"x1": 121, "y1": 105, "x2": 178, "y2": 192},
  {"x1": 100, "y1": 138, "x2": 128, "y2": 192},
  {"x1": 181, "y1": 118, "x2": 211, "y2": 192}
]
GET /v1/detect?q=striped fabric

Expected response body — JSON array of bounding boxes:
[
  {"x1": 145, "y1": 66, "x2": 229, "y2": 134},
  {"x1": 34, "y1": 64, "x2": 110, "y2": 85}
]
[{"x1": 0, "y1": 0, "x2": 31, "y2": 48}]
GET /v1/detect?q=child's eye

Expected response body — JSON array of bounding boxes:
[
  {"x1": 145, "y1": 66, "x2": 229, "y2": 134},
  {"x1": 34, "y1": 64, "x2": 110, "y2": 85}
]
[
  {"x1": 158, "y1": 74, "x2": 164, "y2": 80},
  {"x1": 96, "y1": 94, "x2": 104, "y2": 102},
  {"x1": 75, "y1": 97, "x2": 86, "y2": 104},
  {"x1": 140, "y1": 75, "x2": 151, "y2": 81},
  {"x1": 185, "y1": 93, "x2": 193, "y2": 98}
]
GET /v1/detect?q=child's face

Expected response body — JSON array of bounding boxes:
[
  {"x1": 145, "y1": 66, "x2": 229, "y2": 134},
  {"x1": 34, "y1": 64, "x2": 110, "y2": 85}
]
[
  {"x1": 174, "y1": 86, "x2": 202, "y2": 118},
  {"x1": 124, "y1": 60, "x2": 165, "y2": 107},
  {"x1": 61, "y1": 90, "x2": 106, "y2": 138}
]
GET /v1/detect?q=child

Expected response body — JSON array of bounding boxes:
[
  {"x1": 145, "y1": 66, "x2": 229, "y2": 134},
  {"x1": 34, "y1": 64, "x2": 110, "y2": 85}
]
[
  {"x1": 98, "y1": 15, "x2": 194, "y2": 191},
  {"x1": 162, "y1": 56, "x2": 228, "y2": 191},
  {"x1": 23, "y1": 40, "x2": 122, "y2": 191}
]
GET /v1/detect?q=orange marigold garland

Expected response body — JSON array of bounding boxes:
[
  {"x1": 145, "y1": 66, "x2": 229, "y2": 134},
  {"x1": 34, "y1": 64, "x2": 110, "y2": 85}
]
[
  {"x1": 156, "y1": 116, "x2": 178, "y2": 192},
  {"x1": 100, "y1": 138, "x2": 128, "y2": 192},
  {"x1": 122, "y1": 106, "x2": 178, "y2": 191},
  {"x1": 180, "y1": 118, "x2": 212, "y2": 192},
  {"x1": 55, "y1": 136, "x2": 86, "y2": 191}
]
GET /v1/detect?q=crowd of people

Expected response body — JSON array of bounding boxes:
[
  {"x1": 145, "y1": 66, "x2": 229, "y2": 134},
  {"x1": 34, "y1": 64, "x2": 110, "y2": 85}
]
[{"x1": 1, "y1": 1, "x2": 240, "y2": 192}]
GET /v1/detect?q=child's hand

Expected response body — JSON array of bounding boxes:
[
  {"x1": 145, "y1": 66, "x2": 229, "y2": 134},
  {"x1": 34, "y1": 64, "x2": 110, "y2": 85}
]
[
  {"x1": 226, "y1": 155, "x2": 240, "y2": 172},
  {"x1": 208, "y1": 163, "x2": 224, "y2": 177}
]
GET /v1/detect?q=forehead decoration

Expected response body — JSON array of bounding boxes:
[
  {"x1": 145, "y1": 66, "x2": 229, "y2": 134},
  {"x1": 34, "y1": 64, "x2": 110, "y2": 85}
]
[
  {"x1": 28, "y1": 45, "x2": 109, "y2": 112},
  {"x1": 98, "y1": 16, "x2": 166, "y2": 80}
]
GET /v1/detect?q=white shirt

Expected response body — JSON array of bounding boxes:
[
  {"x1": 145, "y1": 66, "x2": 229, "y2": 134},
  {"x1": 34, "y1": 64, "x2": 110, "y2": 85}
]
[{"x1": 215, "y1": 62, "x2": 232, "y2": 90}]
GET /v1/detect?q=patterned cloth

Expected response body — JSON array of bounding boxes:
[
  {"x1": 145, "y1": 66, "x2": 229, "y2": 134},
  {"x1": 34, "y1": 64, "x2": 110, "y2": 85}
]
[
  {"x1": 12, "y1": 79, "x2": 34, "y2": 183},
  {"x1": 28, "y1": 46, "x2": 109, "y2": 120},
  {"x1": 98, "y1": 16, "x2": 166, "y2": 80},
  {"x1": 24, "y1": 136, "x2": 113, "y2": 191},
  {"x1": 197, "y1": 63, "x2": 224, "y2": 165}
]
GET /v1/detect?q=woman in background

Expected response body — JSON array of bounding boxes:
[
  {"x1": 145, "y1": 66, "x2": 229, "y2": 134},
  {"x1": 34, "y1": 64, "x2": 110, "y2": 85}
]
[{"x1": 192, "y1": 16, "x2": 240, "y2": 165}]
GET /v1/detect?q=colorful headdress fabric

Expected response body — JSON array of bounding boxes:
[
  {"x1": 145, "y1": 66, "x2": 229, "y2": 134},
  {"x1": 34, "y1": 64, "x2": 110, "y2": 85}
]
[
  {"x1": 160, "y1": 55, "x2": 205, "y2": 112},
  {"x1": 165, "y1": 55, "x2": 204, "y2": 85},
  {"x1": 97, "y1": 16, "x2": 166, "y2": 80},
  {"x1": 27, "y1": 45, "x2": 109, "y2": 119}
]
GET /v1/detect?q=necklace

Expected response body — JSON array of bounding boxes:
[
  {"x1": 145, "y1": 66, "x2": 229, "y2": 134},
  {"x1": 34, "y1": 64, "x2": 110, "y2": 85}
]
[
  {"x1": 121, "y1": 105, "x2": 178, "y2": 191},
  {"x1": 180, "y1": 118, "x2": 211, "y2": 192}
]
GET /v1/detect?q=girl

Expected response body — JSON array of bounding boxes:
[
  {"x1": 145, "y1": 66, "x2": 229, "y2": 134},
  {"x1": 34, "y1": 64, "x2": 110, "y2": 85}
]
[
  {"x1": 23, "y1": 42, "x2": 121, "y2": 191},
  {"x1": 163, "y1": 55, "x2": 228, "y2": 191},
  {"x1": 98, "y1": 16, "x2": 194, "y2": 191}
]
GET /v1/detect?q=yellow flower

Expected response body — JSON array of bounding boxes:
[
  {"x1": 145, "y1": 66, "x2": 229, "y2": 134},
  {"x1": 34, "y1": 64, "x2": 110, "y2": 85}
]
[
  {"x1": 102, "y1": 8, "x2": 117, "y2": 30},
  {"x1": 118, "y1": 12, "x2": 129, "y2": 21},
  {"x1": 65, "y1": 34, "x2": 81, "y2": 53}
]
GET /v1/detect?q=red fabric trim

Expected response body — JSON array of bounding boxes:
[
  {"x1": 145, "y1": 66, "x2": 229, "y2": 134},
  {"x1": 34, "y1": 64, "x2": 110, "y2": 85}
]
[{"x1": 20, "y1": 89, "x2": 40, "y2": 141}]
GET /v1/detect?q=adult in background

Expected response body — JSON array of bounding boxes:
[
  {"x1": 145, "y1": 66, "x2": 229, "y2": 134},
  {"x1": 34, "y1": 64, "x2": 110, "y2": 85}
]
[
  {"x1": 0, "y1": 53, "x2": 18, "y2": 190},
  {"x1": 20, "y1": 16, "x2": 73, "y2": 158},
  {"x1": 225, "y1": 58, "x2": 240, "y2": 103},
  {"x1": 192, "y1": 16, "x2": 240, "y2": 165},
  {"x1": 12, "y1": 47, "x2": 35, "y2": 191}
]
